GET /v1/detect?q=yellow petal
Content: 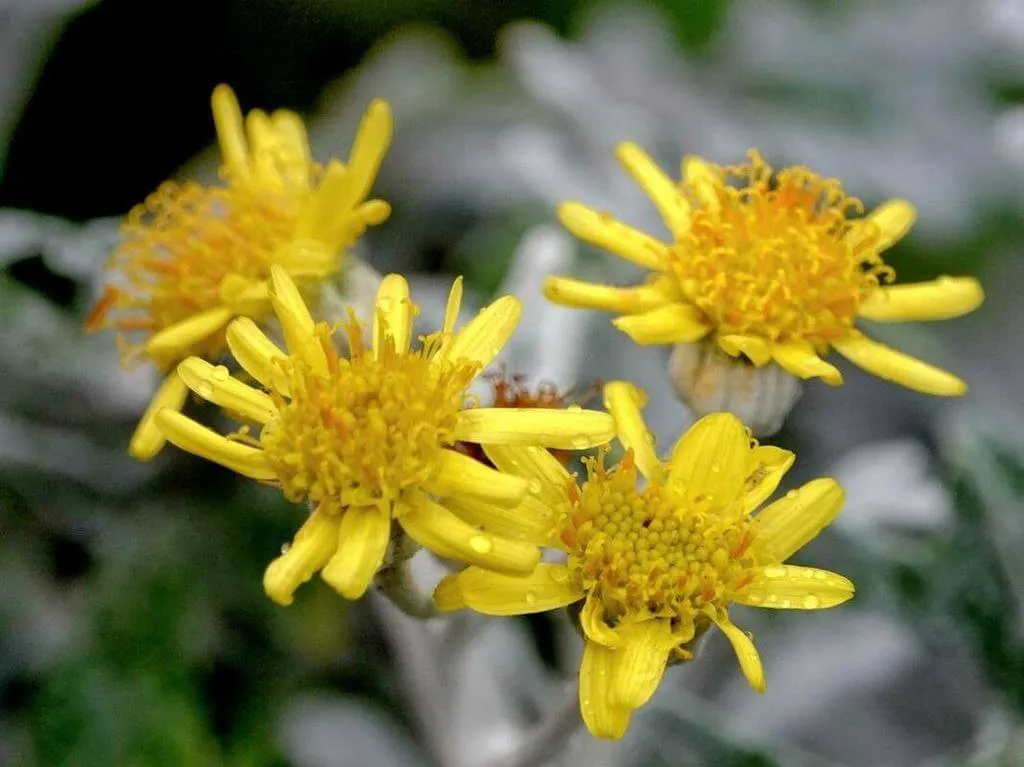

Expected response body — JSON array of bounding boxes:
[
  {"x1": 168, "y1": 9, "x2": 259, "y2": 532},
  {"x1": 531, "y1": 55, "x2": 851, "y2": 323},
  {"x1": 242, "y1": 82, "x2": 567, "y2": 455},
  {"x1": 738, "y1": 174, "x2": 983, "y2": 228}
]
[
  {"x1": 610, "y1": 620, "x2": 675, "y2": 709},
  {"x1": 334, "y1": 99, "x2": 393, "y2": 211},
  {"x1": 211, "y1": 84, "x2": 250, "y2": 184},
  {"x1": 269, "y1": 265, "x2": 327, "y2": 376},
  {"x1": 218, "y1": 273, "x2": 271, "y2": 316},
  {"x1": 832, "y1": 331, "x2": 967, "y2": 396},
  {"x1": 556, "y1": 201, "x2": 669, "y2": 270},
  {"x1": 398, "y1": 494, "x2": 540, "y2": 575},
  {"x1": 321, "y1": 505, "x2": 392, "y2": 600},
  {"x1": 443, "y1": 276, "x2": 464, "y2": 336},
  {"x1": 615, "y1": 142, "x2": 691, "y2": 237},
  {"x1": 771, "y1": 341, "x2": 843, "y2": 385},
  {"x1": 155, "y1": 409, "x2": 275, "y2": 480},
  {"x1": 865, "y1": 199, "x2": 916, "y2": 250},
  {"x1": 454, "y1": 407, "x2": 615, "y2": 450},
  {"x1": 714, "y1": 614, "x2": 766, "y2": 693},
  {"x1": 579, "y1": 595, "x2": 622, "y2": 648},
  {"x1": 734, "y1": 565, "x2": 854, "y2": 610},
  {"x1": 603, "y1": 381, "x2": 661, "y2": 482},
  {"x1": 443, "y1": 295, "x2": 520, "y2": 372},
  {"x1": 269, "y1": 109, "x2": 312, "y2": 190},
  {"x1": 432, "y1": 572, "x2": 467, "y2": 611},
  {"x1": 444, "y1": 493, "x2": 556, "y2": 544},
  {"x1": 225, "y1": 317, "x2": 290, "y2": 396},
  {"x1": 128, "y1": 373, "x2": 190, "y2": 461},
  {"x1": 612, "y1": 304, "x2": 711, "y2": 346},
  {"x1": 423, "y1": 449, "x2": 528, "y2": 508},
  {"x1": 858, "y1": 277, "x2": 984, "y2": 323},
  {"x1": 177, "y1": 357, "x2": 276, "y2": 423},
  {"x1": 263, "y1": 509, "x2": 340, "y2": 606},
  {"x1": 718, "y1": 334, "x2": 772, "y2": 366},
  {"x1": 432, "y1": 564, "x2": 581, "y2": 616},
  {"x1": 667, "y1": 412, "x2": 750, "y2": 507},
  {"x1": 245, "y1": 109, "x2": 280, "y2": 186},
  {"x1": 755, "y1": 478, "x2": 844, "y2": 562},
  {"x1": 681, "y1": 155, "x2": 720, "y2": 208},
  {"x1": 579, "y1": 640, "x2": 632, "y2": 739},
  {"x1": 481, "y1": 444, "x2": 573, "y2": 509},
  {"x1": 543, "y1": 275, "x2": 672, "y2": 314},
  {"x1": 373, "y1": 274, "x2": 413, "y2": 358},
  {"x1": 742, "y1": 446, "x2": 795, "y2": 514},
  {"x1": 143, "y1": 307, "x2": 234, "y2": 369}
]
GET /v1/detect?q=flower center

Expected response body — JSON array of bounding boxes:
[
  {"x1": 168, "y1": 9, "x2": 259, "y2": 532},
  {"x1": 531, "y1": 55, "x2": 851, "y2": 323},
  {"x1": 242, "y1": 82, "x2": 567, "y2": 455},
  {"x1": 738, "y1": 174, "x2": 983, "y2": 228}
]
[
  {"x1": 104, "y1": 180, "x2": 308, "y2": 359},
  {"x1": 561, "y1": 454, "x2": 761, "y2": 626},
  {"x1": 261, "y1": 321, "x2": 479, "y2": 513},
  {"x1": 669, "y1": 151, "x2": 894, "y2": 344}
]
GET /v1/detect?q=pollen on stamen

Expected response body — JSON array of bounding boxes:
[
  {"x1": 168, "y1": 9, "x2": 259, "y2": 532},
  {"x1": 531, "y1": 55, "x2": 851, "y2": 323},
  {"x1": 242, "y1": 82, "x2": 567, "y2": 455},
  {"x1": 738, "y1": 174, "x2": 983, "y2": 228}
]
[
  {"x1": 672, "y1": 150, "x2": 898, "y2": 345},
  {"x1": 561, "y1": 450, "x2": 768, "y2": 634},
  {"x1": 260, "y1": 314, "x2": 480, "y2": 512}
]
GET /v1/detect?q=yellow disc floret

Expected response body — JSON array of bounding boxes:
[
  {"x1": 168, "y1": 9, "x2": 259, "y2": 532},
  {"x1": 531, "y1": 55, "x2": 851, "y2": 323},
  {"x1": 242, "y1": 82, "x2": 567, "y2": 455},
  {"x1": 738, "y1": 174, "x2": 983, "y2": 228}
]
[
  {"x1": 564, "y1": 451, "x2": 761, "y2": 631},
  {"x1": 263, "y1": 318, "x2": 479, "y2": 511},
  {"x1": 110, "y1": 179, "x2": 307, "y2": 362},
  {"x1": 672, "y1": 151, "x2": 893, "y2": 344}
]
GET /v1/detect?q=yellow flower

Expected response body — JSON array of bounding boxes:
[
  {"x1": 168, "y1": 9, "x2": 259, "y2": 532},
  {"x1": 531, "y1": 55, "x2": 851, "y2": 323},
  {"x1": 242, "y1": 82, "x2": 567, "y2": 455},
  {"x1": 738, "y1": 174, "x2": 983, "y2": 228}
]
[
  {"x1": 156, "y1": 266, "x2": 615, "y2": 606},
  {"x1": 546, "y1": 146, "x2": 984, "y2": 396},
  {"x1": 434, "y1": 381, "x2": 852, "y2": 739},
  {"x1": 86, "y1": 84, "x2": 393, "y2": 460}
]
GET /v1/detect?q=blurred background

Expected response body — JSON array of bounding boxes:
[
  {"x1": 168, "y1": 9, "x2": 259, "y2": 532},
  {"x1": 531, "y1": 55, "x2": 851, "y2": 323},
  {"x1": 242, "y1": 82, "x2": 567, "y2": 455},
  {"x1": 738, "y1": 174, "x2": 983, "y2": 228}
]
[{"x1": 1, "y1": 0, "x2": 1023, "y2": 765}]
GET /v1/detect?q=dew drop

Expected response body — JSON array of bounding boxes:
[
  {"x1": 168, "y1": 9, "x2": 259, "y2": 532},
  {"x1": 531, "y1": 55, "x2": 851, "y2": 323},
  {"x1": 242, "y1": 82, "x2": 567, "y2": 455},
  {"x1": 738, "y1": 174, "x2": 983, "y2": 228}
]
[
  {"x1": 802, "y1": 594, "x2": 821, "y2": 609},
  {"x1": 785, "y1": 490, "x2": 798, "y2": 500},
  {"x1": 196, "y1": 381, "x2": 215, "y2": 399},
  {"x1": 525, "y1": 591, "x2": 538, "y2": 605},
  {"x1": 779, "y1": 600, "x2": 792, "y2": 608},
  {"x1": 469, "y1": 535, "x2": 493, "y2": 554},
  {"x1": 709, "y1": 462, "x2": 721, "y2": 474},
  {"x1": 567, "y1": 404, "x2": 583, "y2": 414},
  {"x1": 280, "y1": 542, "x2": 291, "y2": 555},
  {"x1": 812, "y1": 570, "x2": 827, "y2": 580},
  {"x1": 571, "y1": 435, "x2": 591, "y2": 449},
  {"x1": 767, "y1": 594, "x2": 778, "y2": 603},
  {"x1": 212, "y1": 365, "x2": 230, "y2": 381},
  {"x1": 528, "y1": 478, "x2": 543, "y2": 495},
  {"x1": 762, "y1": 565, "x2": 787, "y2": 579}
]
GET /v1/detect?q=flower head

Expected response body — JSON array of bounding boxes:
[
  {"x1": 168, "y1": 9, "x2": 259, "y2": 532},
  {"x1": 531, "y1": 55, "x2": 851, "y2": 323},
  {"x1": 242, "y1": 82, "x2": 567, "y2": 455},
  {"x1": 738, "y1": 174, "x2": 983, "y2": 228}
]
[
  {"x1": 546, "y1": 145, "x2": 983, "y2": 396},
  {"x1": 156, "y1": 267, "x2": 615, "y2": 606},
  {"x1": 86, "y1": 84, "x2": 393, "y2": 459},
  {"x1": 434, "y1": 381, "x2": 852, "y2": 739}
]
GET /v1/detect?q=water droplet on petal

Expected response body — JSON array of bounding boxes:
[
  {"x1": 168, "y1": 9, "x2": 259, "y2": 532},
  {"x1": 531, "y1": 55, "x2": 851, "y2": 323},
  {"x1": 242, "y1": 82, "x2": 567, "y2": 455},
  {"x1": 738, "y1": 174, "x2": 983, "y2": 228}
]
[
  {"x1": 196, "y1": 381, "x2": 215, "y2": 399},
  {"x1": 525, "y1": 591, "x2": 538, "y2": 605},
  {"x1": 762, "y1": 566, "x2": 787, "y2": 579},
  {"x1": 709, "y1": 462, "x2": 721, "y2": 473},
  {"x1": 567, "y1": 404, "x2": 583, "y2": 414},
  {"x1": 212, "y1": 365, "x2": 230, "y2": 381},
  {"x1": 571, "y1": 435, "x2": 591, "y2": 449},
  {"x1": 779, "y1": 600, "x2": 792, "y2": 608},
  {"x1": 528, "y1": 478, "x2": 543, "y2": 495},
  {"x1": 785, "y1": 490, "x2": 798, "y2": 500},
  {"x1": 280, "y1": 542, "x2": 291, "y2": 555},
  {"x1": 469, "y1": 535, "x2": 493, "y2": 554},
  {"x1": 802, "y1": 594, "x2": 821, "y2": 609}
]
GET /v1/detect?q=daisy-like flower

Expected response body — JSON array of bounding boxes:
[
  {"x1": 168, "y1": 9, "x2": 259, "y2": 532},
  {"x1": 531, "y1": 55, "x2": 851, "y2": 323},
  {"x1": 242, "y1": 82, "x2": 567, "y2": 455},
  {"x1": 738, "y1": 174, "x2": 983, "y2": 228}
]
[
  {"x1": 155, "y1": 266, "x2": 615, "y2": 606},
  {"x1": 434, "y1": 381, "x2": 853, "y2": 739},
  {"x1": 86, "y1": 84, "x2": 393, "y2": 460},
  {"x1": 546, "y1": 146, "x2": 984, "y2": 397}
]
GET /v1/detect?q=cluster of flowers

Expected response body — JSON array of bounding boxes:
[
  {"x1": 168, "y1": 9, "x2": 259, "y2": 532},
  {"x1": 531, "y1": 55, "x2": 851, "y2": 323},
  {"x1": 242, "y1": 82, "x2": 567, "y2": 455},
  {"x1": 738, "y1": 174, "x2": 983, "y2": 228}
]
[{"x1": 88, "y1": 87, "x2": 983, "y2": 739}]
